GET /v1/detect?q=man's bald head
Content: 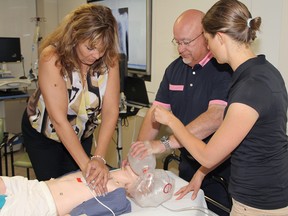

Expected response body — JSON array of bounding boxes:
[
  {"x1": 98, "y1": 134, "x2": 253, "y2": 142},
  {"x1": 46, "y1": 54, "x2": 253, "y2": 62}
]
[
  {"x1": 172, "y1": 9, "x2": 208, "y2": 67},
  {"x1": 173, "y1": 9, "x2": 205, "y2": 36}
]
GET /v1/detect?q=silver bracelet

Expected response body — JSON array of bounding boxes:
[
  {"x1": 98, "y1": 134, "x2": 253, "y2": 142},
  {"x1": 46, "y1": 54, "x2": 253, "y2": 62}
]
[{"x1": 91, "y1": 155, "x2": 106, "y2": 165}]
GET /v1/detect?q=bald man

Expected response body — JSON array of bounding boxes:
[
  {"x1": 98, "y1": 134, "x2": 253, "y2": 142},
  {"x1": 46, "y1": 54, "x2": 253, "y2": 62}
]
[{"x1": 130, "y1": 9, "x2": 232, "y2": 215}]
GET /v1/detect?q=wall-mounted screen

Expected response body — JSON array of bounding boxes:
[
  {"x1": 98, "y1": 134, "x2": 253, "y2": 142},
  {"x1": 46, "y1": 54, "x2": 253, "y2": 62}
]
[
  {"x1": 0, "y1": 37, "x2": 21, "y2": 63},
  {"x1": 87, "y1": 0, "x2": 152, "y2": 80}
]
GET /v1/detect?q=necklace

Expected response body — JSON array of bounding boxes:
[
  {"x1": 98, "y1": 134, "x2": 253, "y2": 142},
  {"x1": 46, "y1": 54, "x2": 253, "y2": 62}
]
[
  {"x1": 82, "y1": 71, "x2": 88, "y2": 82},
  {"x1": 81, "y1": 67, "x2": 90, "y2": 82}
]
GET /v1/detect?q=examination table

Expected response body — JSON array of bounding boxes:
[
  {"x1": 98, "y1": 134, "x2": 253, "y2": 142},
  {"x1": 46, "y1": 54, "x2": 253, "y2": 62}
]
[{"x1": 125, "y1": 171, "x2": 218, "y2": 216}]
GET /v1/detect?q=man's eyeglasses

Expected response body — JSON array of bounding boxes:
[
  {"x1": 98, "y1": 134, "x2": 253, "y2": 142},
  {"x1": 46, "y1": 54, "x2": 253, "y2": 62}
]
[{"x1": 172, "y1": 32, "x2": 203, "y2": 46}]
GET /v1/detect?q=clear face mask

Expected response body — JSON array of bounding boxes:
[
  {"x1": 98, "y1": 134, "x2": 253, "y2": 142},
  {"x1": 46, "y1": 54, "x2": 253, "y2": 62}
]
[
  {"x1": 127, "y1": 150, "x2": 156, "y2": 176},
  {"x1": 127, "y1": 148, "x2": 175, "y2": 207},
  {"x1": 128, "y1": 169, "x2": 175, "y2": 207}
]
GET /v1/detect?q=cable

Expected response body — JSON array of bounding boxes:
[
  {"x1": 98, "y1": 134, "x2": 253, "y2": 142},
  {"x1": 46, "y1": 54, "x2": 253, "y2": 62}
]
[
  {"x1": 20, "y1": 56, "x2": 27, "y2": 79},
  {"x1": 162, "y1": 205, "x2": 218, "y2": 216}
]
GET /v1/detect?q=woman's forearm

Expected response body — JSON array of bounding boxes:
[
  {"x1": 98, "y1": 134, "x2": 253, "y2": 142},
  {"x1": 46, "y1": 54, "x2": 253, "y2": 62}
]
[
  {"x1": 167, "y1": 114, "x2": 209, "y2": 166},
  {"x1": 53, "y1": 120, "x2": 90, "y2": 171},
  {"x1": 94, "y1": 105, "x2": 119, "y2": 157}
]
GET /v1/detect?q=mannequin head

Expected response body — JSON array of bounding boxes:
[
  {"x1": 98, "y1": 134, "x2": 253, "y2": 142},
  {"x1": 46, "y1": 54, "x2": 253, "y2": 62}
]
[{"x1": 125, "y1": 151, "x2": 175, "y2": 207}]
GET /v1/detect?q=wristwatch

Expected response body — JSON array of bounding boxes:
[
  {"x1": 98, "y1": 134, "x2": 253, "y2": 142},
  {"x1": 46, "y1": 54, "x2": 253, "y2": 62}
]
[{"x1": 160, "y1": 135, "x2": 171, "y2": 150}]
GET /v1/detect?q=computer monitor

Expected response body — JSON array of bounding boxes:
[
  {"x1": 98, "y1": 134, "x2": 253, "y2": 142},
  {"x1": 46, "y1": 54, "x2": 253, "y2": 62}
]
[
  {"x1": 124, "y1": 76, "x2": 150, "y2": 108},
  {"x1": 0, "y1": 37, "x2": 22, "y2": 71}
]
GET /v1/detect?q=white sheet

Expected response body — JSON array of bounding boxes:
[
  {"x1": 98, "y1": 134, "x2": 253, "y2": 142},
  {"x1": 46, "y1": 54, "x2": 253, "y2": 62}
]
[{"x1": 124, "y1": 171, "x2": 218, "y2": 216}]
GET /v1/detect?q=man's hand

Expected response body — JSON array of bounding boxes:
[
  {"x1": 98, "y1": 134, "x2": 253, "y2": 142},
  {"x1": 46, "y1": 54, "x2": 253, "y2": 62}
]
[
  {"x1": 122, "y1": 141, "x2": 153, "y2": 167},
  {"x1": 129, "y1": 141, "x2": 153, "y2": 159},
  {"x1": 129, "y1": 140, "x2": 165, "y2": 159}
]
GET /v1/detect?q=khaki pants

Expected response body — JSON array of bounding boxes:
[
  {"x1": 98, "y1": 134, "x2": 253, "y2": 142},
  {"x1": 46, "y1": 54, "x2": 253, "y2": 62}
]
[{"x1": 231, "y1": 198, "x2": 288, "y2": 216}]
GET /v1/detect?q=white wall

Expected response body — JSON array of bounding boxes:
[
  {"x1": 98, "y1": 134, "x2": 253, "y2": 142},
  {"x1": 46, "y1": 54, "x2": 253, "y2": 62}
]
[
  {"x1": 57, "y1": 0, "x2": 86, "y2": 22},
  {"x1": 36, "y1": 0, "x2": 58, "y2": 39}
]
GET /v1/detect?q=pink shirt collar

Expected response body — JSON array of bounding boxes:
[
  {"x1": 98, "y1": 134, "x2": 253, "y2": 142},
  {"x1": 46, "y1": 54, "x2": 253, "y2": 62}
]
[{"x1": 199, "y1": 51, "x2": 213, "y2": 67}]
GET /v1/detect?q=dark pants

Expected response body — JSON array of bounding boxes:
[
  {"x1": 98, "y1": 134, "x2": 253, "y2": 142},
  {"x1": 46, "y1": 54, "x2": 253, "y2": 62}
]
[
  {"x1": 21, "y1": 110, "x2": 93, "y2": 181},
  {"x1": 179, "y1": 154, "x2": 231, "y2": 216}
]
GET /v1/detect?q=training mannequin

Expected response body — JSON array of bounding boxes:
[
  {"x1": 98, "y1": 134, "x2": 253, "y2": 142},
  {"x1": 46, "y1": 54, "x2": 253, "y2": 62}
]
[{"x1": 0, "y1": 154, "x2": 174, "y2": 216}]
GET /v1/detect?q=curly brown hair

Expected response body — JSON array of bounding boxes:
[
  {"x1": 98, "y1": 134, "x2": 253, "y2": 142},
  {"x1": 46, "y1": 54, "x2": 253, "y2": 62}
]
[{"x1": 39, "y1": 3, "x2": 119, "y2": 76}]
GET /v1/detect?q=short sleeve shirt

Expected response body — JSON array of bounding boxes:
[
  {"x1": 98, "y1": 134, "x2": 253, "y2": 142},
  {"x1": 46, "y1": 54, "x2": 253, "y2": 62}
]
[
  {"x1": 227, "y1": 55, "x2": 288, "y2": 209},
  {"x1": 154, "y1": 55, "x2": 232, "y2": 126}
]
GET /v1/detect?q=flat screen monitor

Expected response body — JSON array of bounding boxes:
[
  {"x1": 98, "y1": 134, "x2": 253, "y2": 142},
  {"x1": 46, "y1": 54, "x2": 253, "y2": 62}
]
[
  {"x1": 0, "y1": 37, "x2": 22, "y2": 63},
  {"x1": 124, "y1": 76, "x2": 150, "y2": 108}
]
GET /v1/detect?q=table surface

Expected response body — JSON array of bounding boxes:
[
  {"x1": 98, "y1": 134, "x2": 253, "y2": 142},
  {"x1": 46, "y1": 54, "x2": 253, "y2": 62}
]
[
  {"x1": 124, "y1": 171, "x2": 218, "y2": 216},
  {"x1": 0, "y1": 93, "x2": 29, "y2": 100}
]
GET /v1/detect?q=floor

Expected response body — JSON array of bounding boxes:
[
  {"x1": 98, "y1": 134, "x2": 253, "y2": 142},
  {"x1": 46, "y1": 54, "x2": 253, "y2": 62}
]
[{"x1": 1, "y1": 147, "x2": 36, "y2": 179}]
